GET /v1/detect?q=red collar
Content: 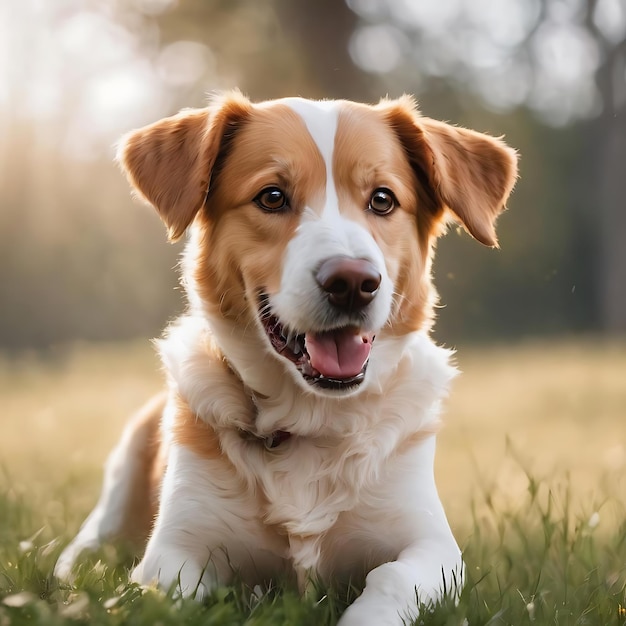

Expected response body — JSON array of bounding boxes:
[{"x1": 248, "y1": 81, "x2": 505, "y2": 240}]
[{"x1": 239, "y1": 428, "x2": 292, "y2": 449}]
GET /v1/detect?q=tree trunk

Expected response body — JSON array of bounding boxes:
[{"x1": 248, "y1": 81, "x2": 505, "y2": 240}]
[
  {"x1": 596, "y1": 40, "x2": 626, "y2": 331},
  {"x1": 273, "y1": 0, "x2": 372, "y2": 100}
]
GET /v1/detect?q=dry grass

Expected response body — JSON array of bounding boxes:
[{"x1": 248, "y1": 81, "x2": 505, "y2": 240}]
[
  {"x1": 438, "y1": 338, "x2": 626, "y2": 533},
  {"x1": 0, "y1": 341, "x2": 161, "y2": 479},
  {"x1": 0, "y1": 341, "x2": 163, "y2": 532}
]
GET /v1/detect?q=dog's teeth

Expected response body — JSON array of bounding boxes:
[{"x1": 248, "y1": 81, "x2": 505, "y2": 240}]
[{"x1": 288, "y1": 336, "x2": 301, "y2": 354}]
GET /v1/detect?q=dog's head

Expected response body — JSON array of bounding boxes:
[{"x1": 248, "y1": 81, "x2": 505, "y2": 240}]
[{"x1": 118, "y1": 92, "x2": 517, "y2": 396}]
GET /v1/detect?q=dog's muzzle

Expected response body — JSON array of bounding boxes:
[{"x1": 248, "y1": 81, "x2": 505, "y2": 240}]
[{"x1": 258, "y1": 256, "x2": 383, "y2": 391}]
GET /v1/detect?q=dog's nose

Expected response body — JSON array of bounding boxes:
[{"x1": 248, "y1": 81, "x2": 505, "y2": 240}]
[{"x1": 316, "y1": 257, "x2": 381, "y2": 313}]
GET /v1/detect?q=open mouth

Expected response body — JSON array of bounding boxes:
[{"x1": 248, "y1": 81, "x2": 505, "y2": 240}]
[{"x1": 259, "y1": 298, "x2": 374, "y2": 390}]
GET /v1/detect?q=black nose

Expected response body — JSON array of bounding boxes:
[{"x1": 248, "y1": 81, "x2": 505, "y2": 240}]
[{"x1": 316, "y1": 256, "x2": 381, "y2": 313}]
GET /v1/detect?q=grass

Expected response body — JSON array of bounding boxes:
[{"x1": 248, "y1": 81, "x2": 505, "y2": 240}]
[{"x1": 1, "y1": 338, "x2": 625, "y2": 624}]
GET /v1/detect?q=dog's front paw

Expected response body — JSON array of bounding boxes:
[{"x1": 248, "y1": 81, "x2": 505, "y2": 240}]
[
  {"x1": 54, "y1": 545, "x2": 81, "y2": 582},
  {"x1": 132, "y1": 551, "x2": 211, "y2": 601},
  {"x1": 339, "y1": 600, "x2": 413, "y2": 626},
  {"x1": 54, "y1": 532, "x2": 102, "y2": 582},
  {"x1": 338, "y1": 562, "x2": 423, "y2": 626}
]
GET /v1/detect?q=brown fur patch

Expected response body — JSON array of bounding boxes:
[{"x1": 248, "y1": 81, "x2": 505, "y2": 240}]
[
  {"x1": 119, "y1": 392, "x2": 166, "y2": 543},
  {"x1": 171, "y1": 398, "x2": 224, "y2": 462}
]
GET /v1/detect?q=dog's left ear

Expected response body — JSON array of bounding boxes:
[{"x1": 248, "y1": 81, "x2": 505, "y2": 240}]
[
  {"x1": 117, "y1": 91, "x2": 252, "y2": 241},
  {"x1": 382, "y1": 96, "x2": 518, "y2": 247}
]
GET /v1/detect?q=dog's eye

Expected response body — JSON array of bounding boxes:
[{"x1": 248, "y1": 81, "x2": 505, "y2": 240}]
[
  {"x1": 254, "y1": 187, "x2": 289, "y2": 212},
  {"x1": 369, "y1": 188, "x2": 396, "y2": 216}
]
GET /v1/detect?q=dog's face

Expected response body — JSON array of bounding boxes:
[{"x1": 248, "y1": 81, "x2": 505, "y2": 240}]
[{"x1": 119, "y1": 93, "x2": 517, "y2": 396}]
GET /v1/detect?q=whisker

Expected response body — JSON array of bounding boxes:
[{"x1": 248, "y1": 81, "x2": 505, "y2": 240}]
[{"x1": 258, "y1": 301, "x2": 273, "y2": 319}]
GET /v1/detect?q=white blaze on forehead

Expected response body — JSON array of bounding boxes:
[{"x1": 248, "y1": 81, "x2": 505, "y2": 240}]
[
  {"x1": 280, "y1": 98, "x2": 340, "y2": 217},
  {"x1": 268, "y1": 98, "x2": 394, "y2": 342}
]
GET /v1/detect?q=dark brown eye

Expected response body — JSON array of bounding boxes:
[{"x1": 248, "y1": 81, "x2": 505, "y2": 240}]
[
  {"x1": 369, "y1": 188, "x2": 396, "y2": 215},
  {"x1": 254, "y1": 187, "x2": 288, "y2": 212}
]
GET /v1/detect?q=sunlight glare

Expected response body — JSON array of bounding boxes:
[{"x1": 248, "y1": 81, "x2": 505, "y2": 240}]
[
  {"x1": 0, "y1": 0, "x2": 201, "y2": 159},
  {"x1": 464, "y1": 0, "x2": 541, "y2": 48},
  {"x1": 390, "y1": 0, "x2": 461, "y2": 33},
  {"x1": 593, "y1": 0, "x2": 626, "y2": 44},
  {"x1": 156, "y1": 41, "x2": 215, "y2": 87},
  {"x1": 349, "y1": 24, "x2": 407, "y2": 73}
]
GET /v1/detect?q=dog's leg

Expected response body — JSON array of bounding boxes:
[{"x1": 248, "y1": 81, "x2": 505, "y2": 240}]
[
  {"x1": 54, "y1": 394, "x2": 165, "y2": 580},
  {"x1": 337, "y1": 538, "x2": 462, "y2": 626},
  {"x1": 132, "y1": 442, "x2": 285, "y2": 597},
  {"x1": 337, "y1": 437, "x2": 463, "y2": 626}
]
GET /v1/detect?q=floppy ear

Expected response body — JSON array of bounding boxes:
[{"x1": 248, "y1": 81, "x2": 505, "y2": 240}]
[
  {"x1": 383, "y1": 96, "x2": 518, "y2": 247},
  {"x1": 117, "y1": 92, "x2": 252, "y2": 241}
]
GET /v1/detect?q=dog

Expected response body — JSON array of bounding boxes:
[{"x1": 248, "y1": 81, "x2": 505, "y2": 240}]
[{"x1": 55, "y1": 92, "x2": 517, "y2": 625}]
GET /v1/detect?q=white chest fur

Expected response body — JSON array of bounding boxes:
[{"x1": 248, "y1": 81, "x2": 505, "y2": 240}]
[{"x1": 161, "y1": 317, "x2": 457, "y2": 582}]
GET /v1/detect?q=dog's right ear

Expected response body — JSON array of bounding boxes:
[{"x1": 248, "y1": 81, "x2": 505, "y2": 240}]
[{"x1": 117, "y1": 92, "x2": 252, "y2": 241}]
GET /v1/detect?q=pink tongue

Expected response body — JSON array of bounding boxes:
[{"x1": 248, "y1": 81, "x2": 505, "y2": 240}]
[{"x1": 304, "y1": 328, "x2": 373, "y2": 379}]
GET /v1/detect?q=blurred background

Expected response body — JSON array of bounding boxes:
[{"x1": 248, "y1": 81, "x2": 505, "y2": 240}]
[
  {"x1": 1, "y1": 0, "x2": 625, "y2": 351},
  {"x1": 0, "y1": 0, "x2": 625, "y2": 554}
]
